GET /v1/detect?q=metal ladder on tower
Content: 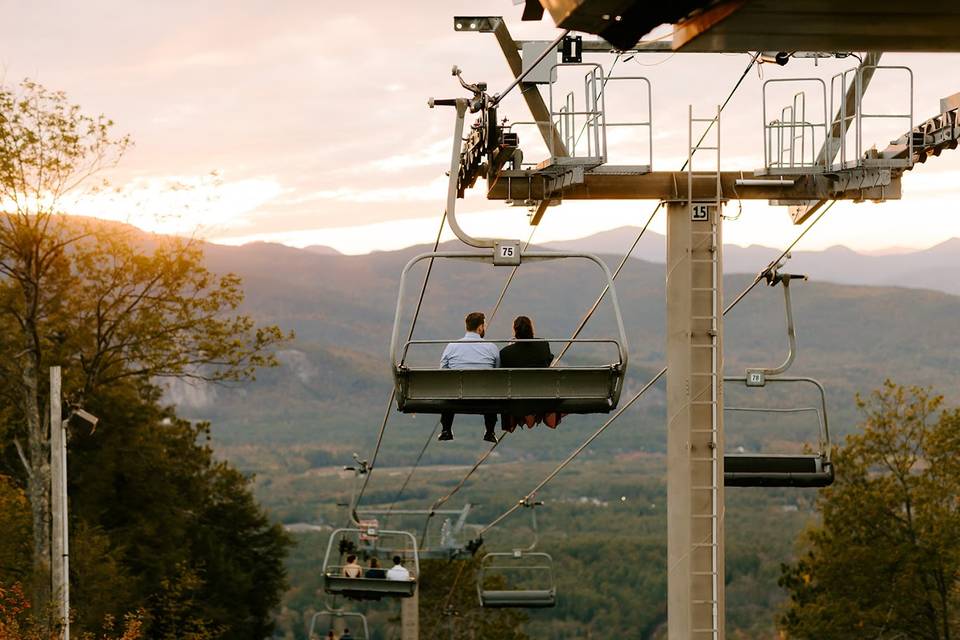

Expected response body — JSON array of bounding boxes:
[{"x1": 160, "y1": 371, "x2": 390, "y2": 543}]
[{"x1": 687, "y1": 104, "x2": 722, "y2": 639}]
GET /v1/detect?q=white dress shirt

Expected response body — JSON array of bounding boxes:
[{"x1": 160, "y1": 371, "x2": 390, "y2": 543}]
[
  {"x1": 440, "y1": 332, "x2": 500, "y2": 369},
  {"x1": 387, "y1": 564, "x2": 411, "y2": 581}
]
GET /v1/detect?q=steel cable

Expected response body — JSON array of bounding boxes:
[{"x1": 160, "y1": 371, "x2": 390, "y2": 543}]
[
  {"x1": 476, "y1": 200, "x2": 836, "y2": 536},
  {"x1": 352, "y1": 210, "x2": 447, "y2": 522},
  {"x1": 414, "y1": 224, "x2": 538, "y2": 541},
  {"x1": 555, "y1": 52, "x2": 759, "y2": 365},
  {"x1": 433, "y1": 50, "x2": 765, "y2": 537}
]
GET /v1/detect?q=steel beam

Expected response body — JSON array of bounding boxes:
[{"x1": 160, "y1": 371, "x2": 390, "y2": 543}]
[
  {"x1": 487, "y1": 170, "x2": 900, "y2": 201},
  {"x1": 491, "y1": 20, "x2": 568, "y2": 157}
]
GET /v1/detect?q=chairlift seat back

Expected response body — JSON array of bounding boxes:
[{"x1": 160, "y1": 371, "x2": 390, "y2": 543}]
[
  {"x1": 479, "y1": 588, "x2": 556, "y2": 608},
  {"x1": 323, "y1": 574, "x2": 417, "y2": 600},
  {"x1": 396, "y1": 365, "x2": 623, "y2": 415},
  {"x1": 724, "y1": 453, "x2": 834, "y2": 487}
]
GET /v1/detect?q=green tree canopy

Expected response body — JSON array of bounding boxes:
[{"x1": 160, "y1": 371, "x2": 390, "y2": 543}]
[
  {"x1": 418, "y1": 555, "x2": 529, "y2": 640},
  {"x1": 779, "y1": 381, "x2": 960, "y2": 639},
  {"x1": 0, "y1": 78, "x2": 291, "y2": 635}
]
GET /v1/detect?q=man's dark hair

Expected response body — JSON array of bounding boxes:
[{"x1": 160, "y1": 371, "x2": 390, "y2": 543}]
[
  {"x1": 393, "y1": 555, "x2": 403, "y2": 565},
  {"x1": 465, "y1": 312, "x2": 485, "y2": 332},
  {"x1": 513, "y1": 315, "x2": 534, "y2": 339},
  {"x1": 347, "y1": 554, "x2": 357, "y2": 563}
]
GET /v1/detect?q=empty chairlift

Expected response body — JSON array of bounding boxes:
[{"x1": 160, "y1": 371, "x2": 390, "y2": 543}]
[
  {"x1": 321, "y1": 528, "x2": 419, "y2": 600},
  {"x1": 478, "y1": 550, "x2": 557, "y2": 608},
  {"x1": 390, "y1": 250, "x2": 628, "y2": 417},
  {"x1": 724, "y1": 377, "x2": 834, "y2": 487},
  {"x1": 723, "y1": 270, "x2": 834, "y2": 488}
]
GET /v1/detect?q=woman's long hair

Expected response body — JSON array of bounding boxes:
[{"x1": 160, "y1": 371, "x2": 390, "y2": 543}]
[{"x1": 513, "y1": 315, "x2": 535, "y2": 339}]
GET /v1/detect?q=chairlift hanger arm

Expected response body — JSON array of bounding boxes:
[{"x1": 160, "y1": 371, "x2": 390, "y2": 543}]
[{"x1": 752, "y1": 271, "x2": 808, "y2": 377}]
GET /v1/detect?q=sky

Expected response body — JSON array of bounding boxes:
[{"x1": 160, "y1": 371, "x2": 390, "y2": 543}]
[{"x1": 2, "y1": 1, "x2": 960, "y2": 254}]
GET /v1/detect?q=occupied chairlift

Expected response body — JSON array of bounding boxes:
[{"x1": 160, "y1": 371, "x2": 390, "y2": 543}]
[
  {"x1": 392, "y1": 70, "x2": 630, "y2": 418},
  {"x1": 723, "y1": 268, "x2": 834, "y2": 488},
  {"x1": 477, "y1": 502, "x2": 557, "y2": 608},
  {"x1": 307, "y1": 610, "x2": 370, "y2": 640},
  {"x1": 321, "y1": 528, "x2": 419, "y2": 600}
]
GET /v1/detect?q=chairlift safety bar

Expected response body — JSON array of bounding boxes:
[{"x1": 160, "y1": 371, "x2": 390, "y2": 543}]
[
  {"x1": 390, "y1": 250, "x2": 629, "y2": 373},
  {"x1": 723, "y1": 376, "x2": 832, "y2": 457}
]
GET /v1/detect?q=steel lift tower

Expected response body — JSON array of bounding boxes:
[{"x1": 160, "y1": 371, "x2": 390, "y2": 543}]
[{"x1": 436, "y1": 3, "x2": 960, "y2": 637}]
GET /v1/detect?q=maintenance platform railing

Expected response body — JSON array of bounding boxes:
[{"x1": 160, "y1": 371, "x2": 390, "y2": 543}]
[
  {"x1": 761, "y1": 65, "x2": 914, "y2": 175},
  {"x1": 503, "y1": 63, "x2": 652, "y2": 174}
]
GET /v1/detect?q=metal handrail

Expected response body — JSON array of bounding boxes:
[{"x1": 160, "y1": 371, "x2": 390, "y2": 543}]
[
  {"x1": 762, "y1": 78, "x2": 829, "y2": 172},
  {"x1": 829, "y1": 65, "x2": 914, "y2": 170},
  {"x1": 596, "y1": 75, "x2": 653, "y2": 169},
  {"x1": 548, "y1": 63, "x2": 607, "y2": 162},
  {"x1": 322, "y1": 528, "x2": 421, "y2": 576},
  {"x1": 856, "y1": 65, "x2": 914, "y2": 168},
  {"x1": 389, "y1": 250, "x2": 629, "y2": 376}
]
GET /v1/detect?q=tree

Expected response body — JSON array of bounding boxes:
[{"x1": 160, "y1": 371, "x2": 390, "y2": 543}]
[
  {"x1": 779, "y1": 381, "x2": 960, "y2": 639},
  {"x1": 0, "y1": 79, "x2": 287, "y2": 610},
  {"x1": 419, "y1": 556, "x2": 529, "y2": 640}
]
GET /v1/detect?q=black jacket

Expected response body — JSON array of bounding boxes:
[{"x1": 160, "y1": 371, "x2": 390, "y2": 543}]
[{"x1": 499, "y1": 340, "x2": 553, "y2": 368}]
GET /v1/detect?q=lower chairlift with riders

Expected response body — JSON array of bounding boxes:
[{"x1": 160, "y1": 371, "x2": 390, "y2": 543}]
[{"x1": 321, "y1": 527, "x2": 419, "y2": 601}]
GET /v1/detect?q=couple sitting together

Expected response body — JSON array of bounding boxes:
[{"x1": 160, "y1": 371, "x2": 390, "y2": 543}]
[{"x1": 438, "y1": 311, "x2": 561, "y2": 443}]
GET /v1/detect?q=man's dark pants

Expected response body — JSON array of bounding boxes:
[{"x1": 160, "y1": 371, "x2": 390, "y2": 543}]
[{"x1": 440, "y1": 412, "x2": 497, "y2": 433}]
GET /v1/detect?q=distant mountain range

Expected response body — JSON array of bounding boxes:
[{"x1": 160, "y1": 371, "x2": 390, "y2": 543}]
[
  {"x1": 175, "y1": 230, "x2": 960, "y2": 467},
  {"x1": 545, "y1": 227, "x2": 960, "y2": 295}
]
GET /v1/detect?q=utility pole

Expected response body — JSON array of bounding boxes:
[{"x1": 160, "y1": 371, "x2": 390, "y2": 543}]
[
  {"x1": 402, "y1": 588, "x2": 419, "y2": 640},
  {"x1": 49, "y1": 366, "x2": 69, "y2": 640}
]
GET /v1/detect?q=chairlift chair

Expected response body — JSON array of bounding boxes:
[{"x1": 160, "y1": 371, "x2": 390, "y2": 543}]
[
  {"x1": 307, "y1": 611, "x2": 370, "y2": 640},
  {"x1": 724, "y1": 377, "x2": 834, "y2": 487},
  {"x1": 477, "y1": 550, "x2": 557, "y2": 608},
  {"x1": 723, "y1": 271, "x2": 834, "y2": 488},
  {"x1": 390, "y1": 251, "x2": 629, "y2": 417},
  {"x1": 321, "y1": 528, "x2": 419, "y2": 600}
]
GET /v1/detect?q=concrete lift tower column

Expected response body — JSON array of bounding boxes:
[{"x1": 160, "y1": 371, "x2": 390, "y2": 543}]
[{"x1": 453, "y1": 2, "x2": 960, "y2": 637}]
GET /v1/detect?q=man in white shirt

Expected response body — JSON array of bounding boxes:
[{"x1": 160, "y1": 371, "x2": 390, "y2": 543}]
[
  {"x1": 439, "y1": 311, "x2": 500, "y2": 443},
  {"x1": 386, "y1": 555, "x2": 411, "y2": 581}
]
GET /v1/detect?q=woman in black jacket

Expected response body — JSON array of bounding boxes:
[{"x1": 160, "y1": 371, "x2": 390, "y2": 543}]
[{"x1": 499, "y1": 316, "x2": 561, "y2": 431}]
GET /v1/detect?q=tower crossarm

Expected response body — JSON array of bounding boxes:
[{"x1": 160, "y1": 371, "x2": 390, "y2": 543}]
[{"x1": 485, "y1": 169, "x2": 900, "y2": 203}]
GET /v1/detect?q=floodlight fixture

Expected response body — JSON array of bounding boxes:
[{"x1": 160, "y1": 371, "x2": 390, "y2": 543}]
[{"x1": 453, "y1": 16, "x2": 503, "y2": 33}]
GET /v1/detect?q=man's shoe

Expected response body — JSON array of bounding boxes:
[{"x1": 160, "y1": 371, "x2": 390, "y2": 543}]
[
  {"x1": 482, "y1": 431, "x2": 498, "y2": 444},
  {"x1": 438, "y1": 430, "x2": 454, "y2": 441}
]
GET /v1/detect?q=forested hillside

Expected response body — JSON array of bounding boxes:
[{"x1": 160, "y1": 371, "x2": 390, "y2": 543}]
[
  {"x1": 180, "y1": 238, "x2": 960, "y2": 469},
  {"x1": 178, "y1": 237, "x2": 960, "y2": 638}
]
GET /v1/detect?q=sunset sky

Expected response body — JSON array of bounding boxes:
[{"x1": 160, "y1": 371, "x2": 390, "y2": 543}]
[{"x1": 3, "y1": 1, "x2": 960, "y2": 254}]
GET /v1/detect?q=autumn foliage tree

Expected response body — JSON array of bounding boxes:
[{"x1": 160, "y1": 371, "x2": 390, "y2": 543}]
[
  {"x1": 0, "y1": 78, "x2": 289, "y2": 633},
  {"x1": 418, "y1": 556, "x2": 530, "y2": 640},
  {"x1": 779, "y1": 382, "x2": 960, "y2": 639}
]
